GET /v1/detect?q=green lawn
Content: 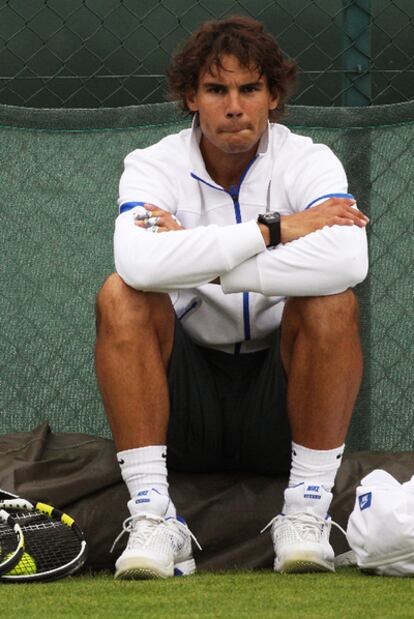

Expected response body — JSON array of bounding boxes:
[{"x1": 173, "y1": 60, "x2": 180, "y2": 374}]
[{"x1": 1, "y1": 569, "x2": 413, "y2": 619}]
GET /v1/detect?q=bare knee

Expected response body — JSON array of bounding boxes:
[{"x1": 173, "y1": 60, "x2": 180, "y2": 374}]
[
  {"x1": 95, "y1": 273, "x2": 173, "y2": 337},
  {"x1": 283, "y1": 289, "x2": 360, "y2": 342}
]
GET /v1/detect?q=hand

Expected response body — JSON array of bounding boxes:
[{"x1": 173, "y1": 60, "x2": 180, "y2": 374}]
[
  {"x1": 280, "y1": 197, "x2": 369, "y2": 244},
  {"x1": 134, "y1": 203, "x2": 184, "y2": 233}
]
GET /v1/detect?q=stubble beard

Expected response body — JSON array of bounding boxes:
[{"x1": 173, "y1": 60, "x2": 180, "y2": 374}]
[{"x1": 216, "y1": 134, "x2": 256, "y2": 155}]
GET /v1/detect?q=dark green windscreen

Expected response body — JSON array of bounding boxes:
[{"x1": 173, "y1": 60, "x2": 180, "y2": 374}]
[{"x1": 0, "y1": 101, "x2": 412, "y2": 450}]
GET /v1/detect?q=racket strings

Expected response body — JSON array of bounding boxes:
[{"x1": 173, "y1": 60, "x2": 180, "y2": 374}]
[
  {"x1": 0, "y1": 523, "x2": 19, "y2": 560},
  {"x1": 8, "y1": 510, "x2": 83, "y2": 572}
]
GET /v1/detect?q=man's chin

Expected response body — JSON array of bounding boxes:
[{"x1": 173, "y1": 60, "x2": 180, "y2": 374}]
[{"x1": 219, "y1": 139, "x2": 256, "y2": 154}]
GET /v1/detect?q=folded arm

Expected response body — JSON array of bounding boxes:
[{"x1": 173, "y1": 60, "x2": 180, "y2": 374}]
[
  {"x1": 114, "y1": 206, "x2": 266, "y2": 292},
  {"x1": 221, "y1": 219, "x2": 369, "y2": 297},
  {"x1": 221, "y1": 146, "x2": 370, "y2": 297}
]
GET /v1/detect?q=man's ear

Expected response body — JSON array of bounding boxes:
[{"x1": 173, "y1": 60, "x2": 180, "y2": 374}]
[
  {"x1": 186, "y1": 89, "x2": 198, "y2": 112},
  {"x1": 269, "y1": 92, "x2": 279, "y2": 111}
]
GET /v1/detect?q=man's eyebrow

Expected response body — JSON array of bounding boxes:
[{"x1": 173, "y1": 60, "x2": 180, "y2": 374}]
[
  {"x1": 241, "y1": 81, "x2": 264, "y2": 88},
  {"x1": 202, "y1": 81, "x2": 224, "y2": 87},
  {"x1": 201, "y1": 80, "x2": 264, "y2": 89}
]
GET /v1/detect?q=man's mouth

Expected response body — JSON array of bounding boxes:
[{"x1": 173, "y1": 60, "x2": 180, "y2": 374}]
[{"x1": 220, "y1": 126, "x2": 251, "y2": 133}]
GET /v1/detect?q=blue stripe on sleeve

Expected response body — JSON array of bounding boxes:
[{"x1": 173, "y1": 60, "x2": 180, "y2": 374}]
[
  {"x1": 119, "y1": 201, "x2": 146, "y2": 214},
  {"x1": 305, "y1": 193, "x2": 355, "y2": 210}
]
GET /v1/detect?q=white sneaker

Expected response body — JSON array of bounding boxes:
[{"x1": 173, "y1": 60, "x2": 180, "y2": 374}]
[
  {"x1": 262, "y1": 483, "x2": 344, "y2": 574},
  {"x1": 112, "y1": 489, "x2": 200, "y2": 580},
  {"x1": 269, "y1": 511, "x2": 335, "y2": 573}
]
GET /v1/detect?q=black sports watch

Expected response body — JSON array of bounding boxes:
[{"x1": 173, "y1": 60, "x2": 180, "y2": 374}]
[{"x1": 257, "y1": 211, "x2": 281, "y2": 247}]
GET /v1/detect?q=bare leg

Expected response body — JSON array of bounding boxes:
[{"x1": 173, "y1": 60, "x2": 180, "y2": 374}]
[
  {"x1": 280, "y1": 289, "x2": 363, "y2": 449},
  {"x1": 95, "y1": 273, "x2": 175, "y2": 451}
]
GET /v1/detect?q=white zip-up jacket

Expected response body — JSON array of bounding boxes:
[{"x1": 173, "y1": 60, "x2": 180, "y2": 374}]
[{"x1": 115, "y1": 119, "x2": 368, "y2": 354}]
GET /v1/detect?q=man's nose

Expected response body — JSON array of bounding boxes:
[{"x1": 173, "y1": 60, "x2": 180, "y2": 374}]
[{"x1": 225, "y1": 92, "x2": 243, "y2": 118}]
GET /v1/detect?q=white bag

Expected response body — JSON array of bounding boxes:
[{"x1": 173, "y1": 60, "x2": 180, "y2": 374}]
[{"x1": 346, "y1": 469, "x2": 414, "y2": 576}]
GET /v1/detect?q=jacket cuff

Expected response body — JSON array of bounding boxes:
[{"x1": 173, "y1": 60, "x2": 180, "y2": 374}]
[
  {"x1": 221, "y1": 255, "x2": 262, "y2": 293},
  {"x1": 219, "y1": 219, "x2": 266, "y2": 270}
]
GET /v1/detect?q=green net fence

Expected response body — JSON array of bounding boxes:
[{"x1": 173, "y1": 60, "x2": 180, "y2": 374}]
[
  {"x1": 0, "y1": 0, "x2": 413, "y2": 108},
  {"x1": 0, "y1": 100, "x2": 413, "y2": 451}
]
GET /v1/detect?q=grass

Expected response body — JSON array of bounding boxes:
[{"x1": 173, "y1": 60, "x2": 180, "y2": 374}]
[{"x1": 1, "y1": 568, "x2": 414, "y2": 619}]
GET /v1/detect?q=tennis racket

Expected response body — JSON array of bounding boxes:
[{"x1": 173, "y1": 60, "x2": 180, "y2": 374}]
[
  {"x1": 0, "y1": 496, "x2": 87, "y2": 582},
  {"x1": 0, "y1": 509, "x2": 25, "y2": 575}
]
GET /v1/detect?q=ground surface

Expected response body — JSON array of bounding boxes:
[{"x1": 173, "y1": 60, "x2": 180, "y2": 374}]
[{"x1": 2, "y1": 569, "x2": 414, "y2": 618}]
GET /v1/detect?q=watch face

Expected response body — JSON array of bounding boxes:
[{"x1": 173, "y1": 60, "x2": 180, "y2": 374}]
[{"x1": 261, "y1": 212, "x2": 280, "y2": 224}]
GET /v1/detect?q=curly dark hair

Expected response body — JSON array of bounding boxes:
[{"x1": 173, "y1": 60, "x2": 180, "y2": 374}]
[{"x1": 167, "y1": 16, "x2": 297, "y2": 121}]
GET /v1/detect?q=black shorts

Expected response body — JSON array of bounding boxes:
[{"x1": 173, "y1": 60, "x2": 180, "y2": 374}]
[{"x1": 167, "y1": 320, "x2": 291, "y2": 476}]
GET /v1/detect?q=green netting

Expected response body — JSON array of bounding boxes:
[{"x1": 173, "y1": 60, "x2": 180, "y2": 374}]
[
  {"x1": 0, "y1": 101, "x2": 413, "y2": 450},
  {"x1": 1, "y1": 0, "x2": 413, "y2": 107}
]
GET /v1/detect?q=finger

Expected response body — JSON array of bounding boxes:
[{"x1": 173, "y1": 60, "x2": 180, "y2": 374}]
[
  {"x1": 172, "y1": 214, "x2": 183, "y2": 227},
  {"x1": 143, "y1": 203, "x2": 166, "y2": 216},
  {"x1": 319, "y1": 197, "x2": 356, "y2": 208},
  {"x1": 134, "y1": 210, "x2": 163, "y2": 222},
  {"x1": 144, "y1": 203, "x2": 182, "y2": 219},
  {"x1": 143, "y1": 203, "x2": 183, "y2": 226},
  {"x1": 330, "y1": 216, "x2": 355, "y2": 227},
  {"x1": 343, "y1": 207, "x2": 369, "y2": 225},
  {"x1": 136, "y1": 215, "x2": 166, "y2": 229},
  {"x1": 147, "y1": 216, "x2": 160, "y2": 226},
  {"x1": 351, "y1": 209, "x2": 369, "y2": 223},
  {"x1": 134, "y1": 211, "x2": 151, "y2": 221},
  {"x1": 135, "y1": 219, "x2": 161, "y2": 229},
  {"x1": 135, "y1": 219, "x2": 171, "y2": 231},
  {"x1": 328, "y1": 205, "x2": 368, "y2": 225},
  {"x1": 154, "y1": 214, "x2": 184, "y2": 230},
  {"x1": 331, "y1": 215, "x2": 366, "y2": 227},
  {"x1": 150, "y1": 222, "x2": 177, "y2": 233},
  {"x1": 133, "y1": 204, "x2": 163, "y2": 221},
  {"x1": 146, "y1": 209, "x2": 165, "y2": 218}
]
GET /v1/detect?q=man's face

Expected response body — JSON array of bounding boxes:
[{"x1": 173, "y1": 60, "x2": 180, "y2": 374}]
[{"x1": 186, "y1": 55, "x2": 278, "y2": 156}]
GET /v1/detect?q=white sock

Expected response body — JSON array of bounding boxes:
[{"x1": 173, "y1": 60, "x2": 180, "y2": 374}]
[
  {"x1": 288, "y1": 441, "x2": 345, "y2": 492},
  {"x1": 282, "y1": 442, "x2": 344, "y2": 516},
  {"x1": 117, "y1": 445, "x2": 170, "y2": 498}
]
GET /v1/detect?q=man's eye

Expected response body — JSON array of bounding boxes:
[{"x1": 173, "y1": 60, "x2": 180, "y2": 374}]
[
  {"x1": 242, "y1": 85, "x2": 259, "y2": 93},
  {"x1": 207, "y1": 86, "x2": 224, "y2": 94}
]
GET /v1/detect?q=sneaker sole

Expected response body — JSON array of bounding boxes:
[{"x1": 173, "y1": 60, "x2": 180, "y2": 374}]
[
  {"x1": 115, "y1": 556, "x2": 173, "y2": 580},
  {"x1": 115, "y1": 557, "x2": 196, "y2": 580},
  {"x1": 276, "y1": 558, "x2": 335, "y2": 574},
  {"x1": 115, "y1": 566, "x2": 169, "y2": 580},
  {"x1": 274, "y1": 552, "x2": 335, "y2": 574}
]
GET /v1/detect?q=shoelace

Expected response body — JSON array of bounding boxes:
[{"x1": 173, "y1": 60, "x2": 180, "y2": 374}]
[
  {"x1": 260, "y1": 511, "x2": 347, "y2": 541},
  {"x1": 165, "y1": 517, "x2": 202, "y2": 551},
  {"x1": 110, "y1": 513, "x2": 202, "y2": 553}
]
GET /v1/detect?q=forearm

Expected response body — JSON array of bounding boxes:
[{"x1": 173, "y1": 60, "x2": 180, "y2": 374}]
[
  {"x1": 221, "y1": 225, "x2": 368, "y2": 297},
  {"x1": 114, "y1": 215, "x2": 266, "y2": 292}
]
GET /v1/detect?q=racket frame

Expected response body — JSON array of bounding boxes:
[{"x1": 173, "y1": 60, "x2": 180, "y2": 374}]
[
  {"x1": 0, "y1": 509, "x2": 25, "y2": 576},
  {"x1": 0, "y1": 497, "x2": 87, "y2": 582}
]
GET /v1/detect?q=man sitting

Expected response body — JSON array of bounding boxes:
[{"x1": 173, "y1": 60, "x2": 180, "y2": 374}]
[{"x1": 95, "y1": 16, "x2": 369, "y2": 579}]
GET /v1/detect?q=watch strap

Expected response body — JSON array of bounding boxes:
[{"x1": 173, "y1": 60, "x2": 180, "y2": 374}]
[{"x1": 258, "y1": 212, "x2": 281, "y2": 247}]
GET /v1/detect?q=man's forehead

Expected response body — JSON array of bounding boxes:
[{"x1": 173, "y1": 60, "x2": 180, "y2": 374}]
[{"x1": 199, "y1": 56, "x2": 262, "y2": 83}]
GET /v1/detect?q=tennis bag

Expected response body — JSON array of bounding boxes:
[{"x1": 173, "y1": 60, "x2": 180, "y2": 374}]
[{"x1": 346, "y1": 469, "x2": 414, "y2": 576}]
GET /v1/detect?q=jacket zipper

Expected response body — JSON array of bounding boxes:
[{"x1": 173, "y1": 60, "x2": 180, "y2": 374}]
[
  {"x1": 229, "y1": 186, "x2": 251, "y2": 347},
  {"x1": 192, "y1": 155, "x2": 259, "y2": 353}
]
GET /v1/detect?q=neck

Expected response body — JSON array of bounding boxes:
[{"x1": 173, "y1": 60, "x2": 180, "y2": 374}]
[{"x1": 200, "y1": 137, "x2": 257, "y2": 192}]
